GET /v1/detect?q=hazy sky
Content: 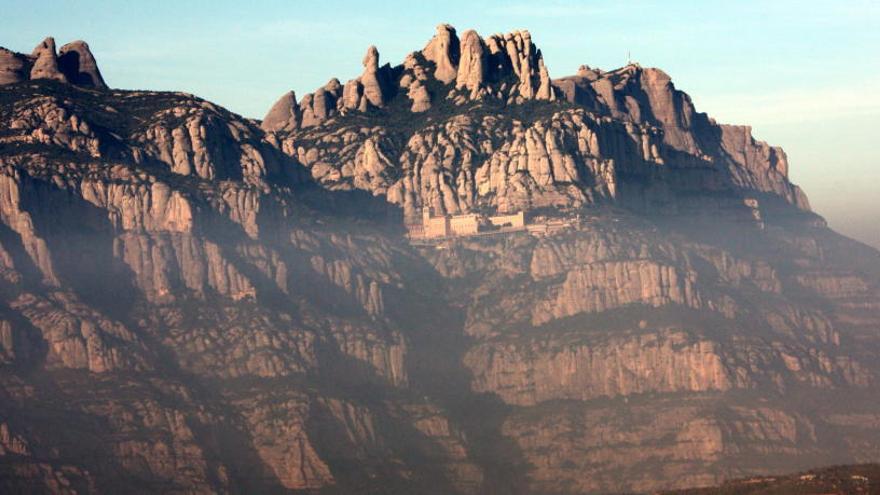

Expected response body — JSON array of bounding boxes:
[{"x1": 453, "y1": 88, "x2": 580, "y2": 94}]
[{"x1": 4, "y1": 0, "x2": 879, "y2": 248}]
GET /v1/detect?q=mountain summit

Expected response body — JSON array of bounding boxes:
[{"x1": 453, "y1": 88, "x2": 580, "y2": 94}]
[
  {"x1": 261, "y1": 25, "x2": 807, "y2": 226},
  {"x1": 0, "y1": 27, "x2": 878, "y2": 494},
  {"x1": 1, "y1": 36, "x2": 106, "y2": 88}
]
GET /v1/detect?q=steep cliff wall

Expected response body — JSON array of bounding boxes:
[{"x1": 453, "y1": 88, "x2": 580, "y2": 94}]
[
  {"x1": 264, "y1": 26, "x2": 807, "y2": 224},
  {"x1": 0, "y1": 30, "x2": 879, "y2": 495}
]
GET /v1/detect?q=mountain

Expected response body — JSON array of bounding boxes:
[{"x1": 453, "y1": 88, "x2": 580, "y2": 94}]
[
  {"x1": 0, "y1": 26, "x2": 879, "y2": 494},
  {"x1": 1, "y1": 37, "x2": 106, "y2": 88}
]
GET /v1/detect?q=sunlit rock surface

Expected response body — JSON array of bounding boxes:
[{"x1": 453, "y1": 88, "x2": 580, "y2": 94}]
[{"x1": 0, "y1": 30, "x2": 879, "y2": 494}]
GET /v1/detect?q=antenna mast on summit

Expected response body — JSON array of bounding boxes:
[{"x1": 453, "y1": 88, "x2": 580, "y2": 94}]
[{"x1": 627, "y1": 50, "x2": 632, "y2": 65}]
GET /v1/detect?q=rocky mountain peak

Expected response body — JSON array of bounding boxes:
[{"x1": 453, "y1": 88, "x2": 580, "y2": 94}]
[
  {"x1": 422, "y1": 23, "x2": 460, "y2": 84},
  {"x1": 0, "y1": 36, "x2": 107, "y2": 88},
  {"x1": 262, "y1": 90, "x2": 301, "y2": 132},
  {"x1": 1, "y1": 24, "x2": 879, "y2": 495},
  {"x1": 29, "y1": 36, "x2": 67, "y2": 83},
  {"x1": 262, "y1": 24, "x2": 559, "y2": 131},
  {"x1": 58, "y1": 40, "x2": 107, "y2": 88},
  {"x1": 261, "y1": 25, "x2": 808, "y2": 223},
  {"x1": 362, "y1": 45, "x2": 380, "y2": 72},
  {"x1": 455, "y1": 29, "x2": 487, "y2": 97},
  {"x1": 359, "y1": 45, "x2": 387, "y2": 108}
]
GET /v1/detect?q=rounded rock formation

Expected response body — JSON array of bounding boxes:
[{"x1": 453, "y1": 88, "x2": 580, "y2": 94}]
[
  {"x1": 58, "y1": 40, "x2": 107, "y2": 88},
  {"x1": 455, "y1": 30, "x2": 487, "y2": 98},
  {"x1": 360, "y1": 45, "x2": 387, "y2": 108},
  {"x1": 29, "y1": 37, "x2": 67, "y2": 82},
  {"x1": 422, "y1": 24, "x2": 460, "y2": 84},
  {"x1": 261, "y1": 90, "x2": 301, "y2": 132},
  {"x1": 2, "y1": 36, "x2": 109, "y2": 88},
  {"x1": 0, "y1": 47, "x2": 28, "y2": 85}
]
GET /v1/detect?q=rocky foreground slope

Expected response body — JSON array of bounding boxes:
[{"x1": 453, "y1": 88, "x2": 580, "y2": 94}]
[
  {"x1": 663, "y1": 464, "x2": 880, "y2": 494},
  {"x1": 0, "y1": 27, "x2": 879, "y2": 494}
]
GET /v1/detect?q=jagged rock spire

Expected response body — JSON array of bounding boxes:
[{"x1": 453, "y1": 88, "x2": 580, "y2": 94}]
[
  {"x1": 360, "y1": 45, "x2": 386, "y2": 108},
  {"x1": 485, "y1": 30, "x2": 554, "y2": 102},
  {"x1": 264, "y1": 24, "x2": 558, "y2": 128},
  {"x1": 422, "y1": 24, "x2": 460, "y2": 84},
  {"x1": 455, "y1": 30, "x2": 487, "y2": 98},
  {"x1": 340, "y1": 45, "x2": 390, "y2": 112},
  {"x1": 301, "y1": 79, "x2": 342, "y2": 127},
  {"x1": 30, "y1": 37, "x2": 67, "y2": 82}
]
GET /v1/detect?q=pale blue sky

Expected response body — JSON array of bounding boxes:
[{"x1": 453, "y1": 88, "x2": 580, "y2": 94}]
[{"x1": 4, "y1": 0, "x2": 878, "y2": 247}]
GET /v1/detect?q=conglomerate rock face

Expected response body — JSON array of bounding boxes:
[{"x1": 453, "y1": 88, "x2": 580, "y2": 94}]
[
  {"x1": 1, "y1": 37, "x2": 106, "y2": 89},
  {"x1": 1, "y1": 28, "x2": 879, "y2": 494},
  {"x1": 265, "y1": 26, "x2": 806, "y2": 225}
]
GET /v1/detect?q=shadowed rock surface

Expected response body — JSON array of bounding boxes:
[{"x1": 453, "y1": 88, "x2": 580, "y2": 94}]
[
  {"x1": 57, "y1": 41, "x2": 107, "y2": 89},
  {"x1": 1, "y1": 37, "x2": 107, "y2": 89},
  {"x1": 1, "y1": 28, "x2": 879, "y2": 494},
  {"x1": 662, "y1": 464, "x2": 880, "y2": 494}
]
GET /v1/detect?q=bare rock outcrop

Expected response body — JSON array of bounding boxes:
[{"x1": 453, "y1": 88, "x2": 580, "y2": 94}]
[
  {"x1": 136, "y1": 100, "x2": 294, "y2": 184},
  {"x1": 29, "y1": 37, "x2": 67, "y2": 83},
  {"x1": 0, "y1": 171, "x2": 60, "y2": 285},
  {"x1": 255, "y1": 25, "x2": 805, "y2": 224},
  {"x1": 484, "y1": 30, "x2": 555, "y2": 102},
  {"x1": 455, "y1": 30, "x2": 487, "y2": 98},
  {"x1": 10, "y1": 292, "x2": 150, "y2": 373},
  {"x1": 555, "y1": 64, "x2": 808, "y2": 209},
  {"x1": 275, "y1": 31, "x2": 808, "y2": 218},
  {"x1": 399, "y1": 53, "x2": 433, "y2": 112},
  {"x1": 300, "y1": 79, "x2": 342, "y2": 127},
  {"x1": 289, "y1": 108, "x2": 653, "y2": 220},
  {"x1": 422, "y1": 24, "x2": 460, "y2": 84},
  {"x1": 360, "y1": 45, "x2": 388, "y2": 108},
  {"x1": 532, "y1": 260, "x2": 701, "y2": 325},
  {"x1": 261, "y1": 90, "x2": 301, "y2": 132},
  {"x1": 503, "y1": 401, "x2": 815, "y2": 493},
  {"x1": 466, "y1": 326, "x2": 868, "y2": 406},
  {"x1": 0, "y1": 47, "x2": 28, "y2": 85},
  {"x1": 57, "y1": 40, "x2": 106, "y2": 88},
  {"x1": 340, "y1": 46, "x2": 391, "y2": 112},
  {"x1": 466, "y1": 330, "x2": 738, "y2": 406},
  {"x1": 407, "y1": 80, "x2": 431, "y2": 112},
  {"x1": 3, "y1": 24, "x2": 880, "y2": 495},
  {"x1": 264, "y1": 25, "x2": 560, "y2": 124},
  {"x1": 0, "y1": 36, "x2": 108, "y2": 88},
  {"x1": 234, "y1": 392, "x2": 334, "y2": 490},
  {"x1": 0, "y1": 321, "x2": 17, "y2": 365}
]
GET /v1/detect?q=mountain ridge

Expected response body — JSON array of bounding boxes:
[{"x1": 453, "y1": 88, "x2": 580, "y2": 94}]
[
  {"x1": 0, "y1": 27, "x2": 879, "y2": 495},
  {"x1": 251, "y1": 24, "x2": 810, "y2": 228}
]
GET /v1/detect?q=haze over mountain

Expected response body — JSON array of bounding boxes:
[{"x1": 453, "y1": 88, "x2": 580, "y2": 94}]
[
  {"x1": 5, "y1": 0, "x2": 878, "y2": 250},
  {"x1": 1, "y1": 17, "x2": 879, "y2": 495}
]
